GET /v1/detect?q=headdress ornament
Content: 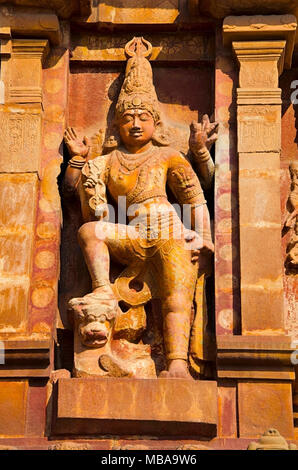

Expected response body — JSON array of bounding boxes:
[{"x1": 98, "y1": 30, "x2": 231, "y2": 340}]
[{"x1": 116, "y1": 37, "x2": 160, "y2": 122}]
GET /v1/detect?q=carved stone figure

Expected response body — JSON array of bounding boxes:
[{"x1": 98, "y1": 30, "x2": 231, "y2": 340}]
[
  {"x1": 284, "y1": 161, "x2": 298, "y2": 270},
  {"x1": 247, "y1": 428, "x2": 297, "y2": 450},
  {"x1": 63, "y1": 37, "x2": 216, "y2": 379}
]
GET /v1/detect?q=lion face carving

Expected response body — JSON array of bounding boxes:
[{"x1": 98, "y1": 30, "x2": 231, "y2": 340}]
[{"x1": 71, "y1": 298, "x2": 117, "y2": 348}]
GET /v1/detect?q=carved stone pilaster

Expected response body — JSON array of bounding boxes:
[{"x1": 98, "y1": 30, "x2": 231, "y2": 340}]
[
  {"x1": 0, "y1": 39, "x2": 48, "y2": 175},
  {"x1": 0, "y1": 21, "x2": 55, "y2": 368},
  {"x1": 9, "y1": 39, "x2": 49, "y2": 104},
  {"x1": 223, "y1": 15, "x2": 297, "y2": 335},
  {"x1": 221, "y1": 15, "x2": 297, "y2": 440}
]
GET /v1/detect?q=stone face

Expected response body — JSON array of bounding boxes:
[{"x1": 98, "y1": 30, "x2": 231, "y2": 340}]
[
  {"x1": 68, "y1": 65, "x2": 213, "y2": 157},
  {"x1": 54, "y1": 377, "x2": 218, "y2": 437}
]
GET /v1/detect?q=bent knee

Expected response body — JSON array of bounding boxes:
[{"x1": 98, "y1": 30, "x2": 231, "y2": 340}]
[
  {"x1": 78, "y1": 221, "x2": 111, "y2": 245},
  {"x1": 77, "y1": 222, "x2": 98, "y2": 245}
]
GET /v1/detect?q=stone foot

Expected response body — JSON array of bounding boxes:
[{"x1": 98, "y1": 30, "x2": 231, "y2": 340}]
[
  {"x1": 159, "y1": 359, "x2": 194, "y2": 380},
  {"x1": 99, "y1": 353, "x2": 130, "y2": 377},
  {"x1": 68, "y1": 285, "x2": 118, "y2": 321},
  {"x1": 69, "y1": 284, "x2": 117, "y2": 309}
]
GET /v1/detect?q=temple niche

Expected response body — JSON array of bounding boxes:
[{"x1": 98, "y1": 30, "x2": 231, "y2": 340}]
[
  {"x1": 60, "y1": 35, "x2": 217, "y2": 382},
  {"x1": 0, "y1": 0, "x2": 297, "y2": 450}
]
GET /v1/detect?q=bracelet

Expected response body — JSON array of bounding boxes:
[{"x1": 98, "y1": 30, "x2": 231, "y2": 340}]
[
  {"x1": 68, "y1": 155, "x2": 86, "y2": 169},
  {"x1": 193, "y1": 147, "x2": 210, "y2": 163}
]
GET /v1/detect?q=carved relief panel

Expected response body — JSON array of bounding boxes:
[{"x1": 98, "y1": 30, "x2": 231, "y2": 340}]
[
  {"x1": 0, "y1": 108, "x2": 41, "y2": 172},
  {"x1": 60, "y1": 35, "x2": 216, "y2": 380},
  {"x1": 238, "y1": 105, "x2": 281, "y2": 153}
]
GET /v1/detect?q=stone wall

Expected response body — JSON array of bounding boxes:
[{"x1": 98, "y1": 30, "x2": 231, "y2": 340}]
[{"x1": 0, "y1": 0, "x2": 297, "y2": 449}]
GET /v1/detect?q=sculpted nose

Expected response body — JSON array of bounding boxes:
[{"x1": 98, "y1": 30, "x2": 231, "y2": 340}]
[{"x1": 132, "y1": 116, "x2": 141, "y2": 128}]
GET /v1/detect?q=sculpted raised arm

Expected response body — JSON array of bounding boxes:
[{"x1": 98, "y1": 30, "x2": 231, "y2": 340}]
[
  {"x1": 63, "y1": 127, "x2": 91, "y2": 194},
  {"x1": 188, "y1": 115, "x2": 218, "y2": 190}
]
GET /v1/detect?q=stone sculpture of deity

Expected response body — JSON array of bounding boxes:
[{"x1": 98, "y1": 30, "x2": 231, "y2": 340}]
[
  {"x1": 284, "y1": 161, "x2": 298, "y2": 270},
  {"x1": 63, "y1": 37, "x2": 218, "y2": 379}
]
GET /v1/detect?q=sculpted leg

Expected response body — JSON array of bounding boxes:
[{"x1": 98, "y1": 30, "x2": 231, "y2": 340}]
[
  {"x1": 77, "y1": 221, "x2": 136, "y2": 294},
  {"x1": 72, "y1": 221, "x2": 157, "y2": 377},
  {"x1": 69, "y1": 220, "x2": 137, "y2": 322},
  {"x1": 78, "y1": 221, "x2": 112, "y2": 293},
  {"x1": 156, "y1": 241, "x2": 198, "y2": 379},
  {"x1": 161, "y1": 294, "x2": 195, "y2": 379}
]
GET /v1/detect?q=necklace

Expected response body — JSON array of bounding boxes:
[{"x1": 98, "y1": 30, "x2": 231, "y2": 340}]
[{"x1": 116, "y1": 146, "x2": 155, "y2": 172}]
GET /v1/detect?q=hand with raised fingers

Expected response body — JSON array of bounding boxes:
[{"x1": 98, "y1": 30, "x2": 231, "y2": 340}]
[
  {"x1": 184, "y1": 230, "x2": 214, "y2": 277},
  {"x1": 189, "y1": 114, "x2": 219, "y2": 156},
  {"x1": 64, "y1": 127, "x2": 91, "y2": 158}
]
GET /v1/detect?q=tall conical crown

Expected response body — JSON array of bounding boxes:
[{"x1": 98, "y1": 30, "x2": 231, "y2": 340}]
[{"x1": 116, "y1": 37, "x2": 160, "y2": 122}]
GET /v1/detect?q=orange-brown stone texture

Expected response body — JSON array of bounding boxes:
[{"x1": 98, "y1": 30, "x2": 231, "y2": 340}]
[{"x1": 0, "y1": 0, "x2": 297, "y2": 450}]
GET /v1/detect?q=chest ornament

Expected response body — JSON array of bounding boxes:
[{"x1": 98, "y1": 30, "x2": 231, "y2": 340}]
[{"x1": 116, "y1": 147, "x2": 155, "y2": 173}]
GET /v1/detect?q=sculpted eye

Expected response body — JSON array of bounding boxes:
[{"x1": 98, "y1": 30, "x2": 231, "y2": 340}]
[
  {"x1": 140, "y1": 113, "x2": 150, "y2": 121},
  {"x1": 87, "y1": 315, "x2": 96, "y2": 322},
  {"x1": 122, "y1": 115, "x2": 134, "y2": 123}
]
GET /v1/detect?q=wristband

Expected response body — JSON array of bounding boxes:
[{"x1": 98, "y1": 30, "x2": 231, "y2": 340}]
[
  {"x1": 193, "y1": 147, "x2": 210, "y2": 163},
  {"x1": 68, "y1": 155, "x2": 86, "y2": 169}
]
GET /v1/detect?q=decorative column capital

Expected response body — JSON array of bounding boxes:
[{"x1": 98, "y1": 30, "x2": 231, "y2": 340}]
[
  {"x1": 9, "y1": 38, "x2": 49, "y2": 104},
  {"x1": 232, "y1": 40, "x2": 287, "y2": 92},
  {"x1": 0, "y1": 6, "x2": 61, "y2": 46},
  {"x1": 11, "y1": 38, "x2": 49, "y2": 62},
  {"x1": 223, "y1": 14, "x2": 297, "y2": 70},
  {"x1": 232, "y1": 40, "x2": 286, "y2": 76}
]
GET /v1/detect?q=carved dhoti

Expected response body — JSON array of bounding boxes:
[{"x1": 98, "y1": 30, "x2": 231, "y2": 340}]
[{"x1": 97, "y1": 204, "x2": 198, "y2": 361}]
